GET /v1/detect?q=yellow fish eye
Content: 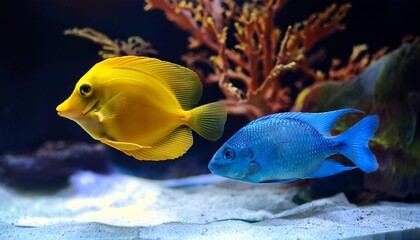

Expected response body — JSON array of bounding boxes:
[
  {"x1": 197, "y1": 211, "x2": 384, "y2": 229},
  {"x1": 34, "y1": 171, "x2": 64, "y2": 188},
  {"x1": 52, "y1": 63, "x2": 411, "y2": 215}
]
[{"x1": 79, "y1": 84, "x2": 93, "y2": 97}]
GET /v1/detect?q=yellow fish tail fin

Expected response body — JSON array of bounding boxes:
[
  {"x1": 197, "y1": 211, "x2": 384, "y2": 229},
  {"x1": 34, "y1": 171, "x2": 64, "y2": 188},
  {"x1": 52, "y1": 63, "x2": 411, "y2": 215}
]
[
  {"x1": 124, "y1": 126, "x2": 193, "y2": 161},
  {"x1": 189, "y1": 101, "x2": 227, "y2": 141}
]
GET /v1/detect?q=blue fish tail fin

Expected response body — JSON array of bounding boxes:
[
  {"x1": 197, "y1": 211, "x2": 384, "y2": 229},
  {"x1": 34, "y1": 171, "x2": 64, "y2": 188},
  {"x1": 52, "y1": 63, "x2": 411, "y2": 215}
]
[{"x1": 335, "y1": 115, "x2": 379, "y2": 173}]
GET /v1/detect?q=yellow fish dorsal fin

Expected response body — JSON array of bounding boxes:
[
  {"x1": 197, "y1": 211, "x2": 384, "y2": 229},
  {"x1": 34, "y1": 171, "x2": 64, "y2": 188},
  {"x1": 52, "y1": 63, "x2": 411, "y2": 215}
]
[
  {"x1": 100, "y1": 56, "x2": 203, "y2": 110},
  {"x1": 100, "y1": 138, "x2": 151, "y2": 151},
  {"x1": 95, "y1": 93, "x2": 126, "y2": 122},
  {"x1": 124, "y1": 126, "x2": 193, "y2": 161}
]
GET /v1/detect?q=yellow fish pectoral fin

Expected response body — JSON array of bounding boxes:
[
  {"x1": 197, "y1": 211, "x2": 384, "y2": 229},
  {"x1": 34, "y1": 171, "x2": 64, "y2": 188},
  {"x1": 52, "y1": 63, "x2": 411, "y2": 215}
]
[
  {"x1": 124, "y1": 126, "x2": 193, "y2": 161},
  {"x1": 100, "y1": 138, "x2": 151, "y2": 151},
  {"x1": 95, "y1": 93, "x2": 126, "y2": 122}
]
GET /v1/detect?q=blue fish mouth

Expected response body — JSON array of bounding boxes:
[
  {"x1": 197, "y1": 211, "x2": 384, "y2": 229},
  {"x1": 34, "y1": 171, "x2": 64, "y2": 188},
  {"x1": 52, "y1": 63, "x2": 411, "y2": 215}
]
[
  {"x1": 208, "y1": 162, "x2": 221, "y2": 173},
  {"x1": 208, "y1": 161, "x2": 233, "y2": 177},
  {"x1": 208, "y1": 161, "x2": 250, "y2": 180}
]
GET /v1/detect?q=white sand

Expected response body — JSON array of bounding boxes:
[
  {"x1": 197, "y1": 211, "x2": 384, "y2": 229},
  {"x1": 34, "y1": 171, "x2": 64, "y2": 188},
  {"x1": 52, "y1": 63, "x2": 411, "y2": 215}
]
[{"x1": 1, "y1": 171, "x2": 419, "y2": 239}]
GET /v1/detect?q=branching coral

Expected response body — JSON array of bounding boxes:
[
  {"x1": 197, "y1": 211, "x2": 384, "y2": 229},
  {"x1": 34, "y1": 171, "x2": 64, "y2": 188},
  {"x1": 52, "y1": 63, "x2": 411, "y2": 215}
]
[
  {"x1": 145, "y1": 0, "x2": 352, "y2": 119},
  {"x1": 64, "y1": 27, "x2": 157, "y2": 58},
  {"x1": 322, "y1": 44, "x2": 388, "y2": 82}
]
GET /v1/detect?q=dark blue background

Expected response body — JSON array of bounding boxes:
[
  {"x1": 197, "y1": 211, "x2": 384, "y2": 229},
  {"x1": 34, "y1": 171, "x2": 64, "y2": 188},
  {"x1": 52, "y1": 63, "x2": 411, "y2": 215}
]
[{"x1": 0, "y1": 0, "x2": 418, "y2": 178}]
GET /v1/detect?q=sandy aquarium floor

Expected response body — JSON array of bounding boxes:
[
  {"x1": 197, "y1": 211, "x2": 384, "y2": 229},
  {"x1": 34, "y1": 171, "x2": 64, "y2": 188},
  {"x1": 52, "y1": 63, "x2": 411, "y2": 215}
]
[{"x1": 1, "y1": 171, "x2": 420, "y2": 239}]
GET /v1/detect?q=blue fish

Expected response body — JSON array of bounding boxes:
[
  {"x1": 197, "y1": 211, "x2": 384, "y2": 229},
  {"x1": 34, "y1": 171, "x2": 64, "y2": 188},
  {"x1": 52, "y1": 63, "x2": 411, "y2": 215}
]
[{"x1": 208, "y1": 109, "x2": 379, "y2": 184}]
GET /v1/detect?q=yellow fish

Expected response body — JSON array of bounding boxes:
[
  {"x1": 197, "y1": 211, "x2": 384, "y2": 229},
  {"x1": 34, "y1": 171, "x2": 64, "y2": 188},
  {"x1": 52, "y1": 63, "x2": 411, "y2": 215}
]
[{"x1": 56, "y1": 56, "x2": 227, "y2": 161}]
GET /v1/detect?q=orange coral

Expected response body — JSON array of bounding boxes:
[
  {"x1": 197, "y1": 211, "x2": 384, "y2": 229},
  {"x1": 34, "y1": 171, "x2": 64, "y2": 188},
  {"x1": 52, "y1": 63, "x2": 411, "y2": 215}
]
[
  {"x1": 64, "y1": 27, "x2": 157, "y2": 58},
  {"x1": 64, "y1": 1, "x2": 374, "y2": 120},
  {"x1": 145, "y1": 0, "x2": 352, "y2": 119},
  {"x1": 326, "y1": 44, "x2": 388, "y2": 81}
]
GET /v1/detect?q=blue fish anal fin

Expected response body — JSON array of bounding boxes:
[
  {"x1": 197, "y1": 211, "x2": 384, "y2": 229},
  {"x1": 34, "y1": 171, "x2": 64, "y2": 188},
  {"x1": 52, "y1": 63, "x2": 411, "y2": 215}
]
[
  {"x1": 264, "y1": 108, "x2": 364, "y2": 135},
  {"x1": 336, "y1": 115, "x2": 379, "y2": 173},
  {"x1": 259, "y1": 178, "x2": 300, "y2": 184},
  {"x1": 308, "y1": 159, "x2": 357, "y2": 179}
]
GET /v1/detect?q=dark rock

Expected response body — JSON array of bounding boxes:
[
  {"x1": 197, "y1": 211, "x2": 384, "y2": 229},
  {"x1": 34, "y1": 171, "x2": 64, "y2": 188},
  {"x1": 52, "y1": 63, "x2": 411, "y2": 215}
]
[
  {"x1": 292, "y1": 41, "x2": 420, "y2": 202},
  {"x1": 0, "y1": 141, "x2": 111, "y2": 186}
]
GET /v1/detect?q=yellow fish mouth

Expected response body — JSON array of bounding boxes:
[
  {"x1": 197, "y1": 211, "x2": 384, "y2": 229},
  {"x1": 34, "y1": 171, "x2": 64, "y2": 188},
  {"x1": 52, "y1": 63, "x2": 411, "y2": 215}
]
[
  {"x1": 57, "y1": 110, "x2": 64, "y2": 117},
  {"x1": 56, "y1": 102, "x2": 69, "y2": 117},
  {"x1": 56, "y1": 97, "x2": 98, "y2": 120},
  {"x1": 56, "y1": 107, "x2": 82, "y2": 120}
]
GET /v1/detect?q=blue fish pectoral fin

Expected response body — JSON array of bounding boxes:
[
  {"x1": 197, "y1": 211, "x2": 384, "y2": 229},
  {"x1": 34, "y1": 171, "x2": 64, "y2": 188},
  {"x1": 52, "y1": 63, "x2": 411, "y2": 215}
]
[
  {"x1": 100, "y1": 138, "x2": 151, "y2": 151},
  {"x1": 259, "y1": 140, "x2": 290, "y2": 161},
  {"x1": 95, "y1": 93, "x2": 126, "y2": 122},
  {"x1": 307, "y1": 159, "x2": 357, "y2": 179}
]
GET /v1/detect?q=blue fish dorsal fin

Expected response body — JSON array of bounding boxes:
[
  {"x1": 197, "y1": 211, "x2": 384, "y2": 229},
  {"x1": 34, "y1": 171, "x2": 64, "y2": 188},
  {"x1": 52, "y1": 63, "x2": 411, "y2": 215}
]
[
  {"x1": 284, "y1": 108, "x2": 364, "y2": 135},
  {"x1": 262, "y1": 108, "x2": 364, "y2": 135}
]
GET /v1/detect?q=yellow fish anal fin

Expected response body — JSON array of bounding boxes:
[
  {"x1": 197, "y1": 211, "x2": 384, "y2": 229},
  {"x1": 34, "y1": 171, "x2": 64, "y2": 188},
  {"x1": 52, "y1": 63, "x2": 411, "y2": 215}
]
[
  {"x1": 99, "y1": 56, "x2": 203, "y2": 110},
  {"x1": 95, "y1": 93, "x2": 126, "y2": 122},
  {"x1": 101, "y1": 138, "x2": 151, "y2": 151},
  {"x1": 124, "y1": 126, "x2": 193, "y2": 161}
]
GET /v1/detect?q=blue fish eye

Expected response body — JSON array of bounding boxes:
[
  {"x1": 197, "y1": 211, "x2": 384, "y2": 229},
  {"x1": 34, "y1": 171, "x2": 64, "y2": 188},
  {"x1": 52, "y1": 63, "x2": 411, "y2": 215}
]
[{"x1": 223, "y1": 148, "x2": 235, "y2": 160}]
